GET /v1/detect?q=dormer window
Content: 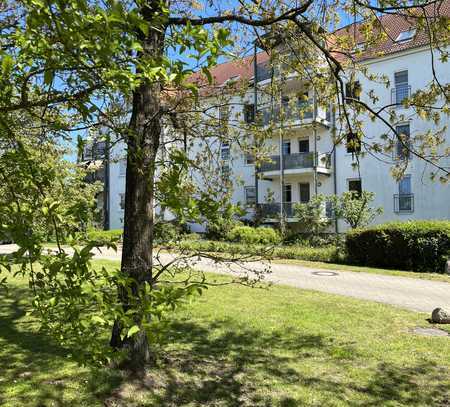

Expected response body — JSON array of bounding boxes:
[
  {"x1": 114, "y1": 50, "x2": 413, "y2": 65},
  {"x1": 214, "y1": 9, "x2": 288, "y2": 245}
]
[
  {"x1": 223, "y1": 75, "x2": 240, "y2": 85},
  {"x1": 395, "y1": 29, "x2": 416, "y2": 43},
  {"x1": 351, "y1": 42, "x2": 365, "y2": 53}
]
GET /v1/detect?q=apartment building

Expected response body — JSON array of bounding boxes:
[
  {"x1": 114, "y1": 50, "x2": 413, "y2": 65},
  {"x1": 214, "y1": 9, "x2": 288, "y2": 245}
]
[{"x1": 104, "y1": 10, "x2": 450, "y2": 232}]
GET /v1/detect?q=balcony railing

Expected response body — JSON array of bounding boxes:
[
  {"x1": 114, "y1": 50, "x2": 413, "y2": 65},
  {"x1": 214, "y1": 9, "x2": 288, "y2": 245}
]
[
  {"x1": 391, "y1": 85, "x2": 411, "y2": 106},
  {"x1": 257, "y1": 203, "x2": 294, "y2": 218},
  {"x1": 258, "y1": 152, "x2": 331, "y2": 173},
  {"x1": 394, "y1": 194, "x2": 414, "y2": 213},
  {"x1": 258, "y1": 102, "x2": 314, "y2": 126},
  {"x1": 258, "y1": 201, "x2": 335, "y2": 220}
]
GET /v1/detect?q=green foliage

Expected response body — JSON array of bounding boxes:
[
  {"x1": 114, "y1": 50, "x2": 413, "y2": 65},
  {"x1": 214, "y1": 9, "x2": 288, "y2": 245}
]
[
  {"x1": 153, "y1": 220, "x2": 184, "y2": 244},
  {"x1": 346, "y1": 221, "x2": 450, "y2": 273},
  {"x1": 226, "y1": 226, "x2": 281, "y2": 245},
  {"x1": 205, "y1": 216, "x2": 242, "y2": 241},
  {"x1": 86, "y1": 229, "x2": 123, "y2": 244},
  {"x1": 331, "y1": 191, "x2": 383, "y2": 229},
  {"x1": 169, "y1": 239, "x2": 341, "y2": 263},
  {"x1": 293, "y1": 195, "x2": 332, "y2": 235}
]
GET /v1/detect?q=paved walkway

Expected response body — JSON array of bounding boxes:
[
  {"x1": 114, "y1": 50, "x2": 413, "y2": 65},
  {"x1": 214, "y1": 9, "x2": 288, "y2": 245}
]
[{"x1": 1, "y1": 244, "x2": 449, "y2": 313}]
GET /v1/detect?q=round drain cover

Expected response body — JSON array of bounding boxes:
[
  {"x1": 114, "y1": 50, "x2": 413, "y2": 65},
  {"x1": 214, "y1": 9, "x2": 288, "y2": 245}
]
[{"x1": 312, "y1": 271, "x2": 338, "y2": 277}]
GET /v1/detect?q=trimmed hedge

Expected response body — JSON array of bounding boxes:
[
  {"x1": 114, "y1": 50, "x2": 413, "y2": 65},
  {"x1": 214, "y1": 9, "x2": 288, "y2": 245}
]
[
  {"x1": 226, "y1": 226, "x2": 281, "y2": 245},
  {"x1": 169, "y1": 239, "x2": 340, "y2": 263},
  {"x1": 346, "y1": 220, "x2": 450, "y2": 273},
  {"x1": 86, "y1": 229, "x2": 123, "y2": 243}
]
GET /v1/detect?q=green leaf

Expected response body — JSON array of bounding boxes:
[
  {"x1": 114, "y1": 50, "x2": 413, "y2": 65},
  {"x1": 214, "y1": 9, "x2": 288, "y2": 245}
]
[
  {"x1": 44, "y1": 69, "x2": 54, "y2": 86},
  {"x1": 91, "y1": 315, "x2": 106, "y2": 325},
  {"x1": 1, "y1": 55, "x2": 13, "y2": 75},
  {"x1": 127, "y1": 325, "x2": 140, "y2": 338}
]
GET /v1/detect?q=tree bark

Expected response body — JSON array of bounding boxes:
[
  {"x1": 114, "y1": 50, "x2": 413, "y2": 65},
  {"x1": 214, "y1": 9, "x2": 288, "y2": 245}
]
[{"x1": 110, "y1": 1, "x2": 165, "y2": 370}]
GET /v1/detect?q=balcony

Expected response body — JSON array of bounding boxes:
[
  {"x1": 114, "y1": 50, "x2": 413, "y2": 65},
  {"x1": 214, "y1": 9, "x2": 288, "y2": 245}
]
[
  {"x1": 257, "y1": 201, "x2": 334, "y2": 221},
  {"x1": 394, "y1": 194, "x2": 414, "y2": 213},
  {"x1": 257, "y1": 203, "x2": 294, "y2": 219},
  {"x1": 258, "y1": 101, "x2": 312, "y2": 126},
  {"x1": 257, "y1": 152, "x2": 332, "y2": 176}
]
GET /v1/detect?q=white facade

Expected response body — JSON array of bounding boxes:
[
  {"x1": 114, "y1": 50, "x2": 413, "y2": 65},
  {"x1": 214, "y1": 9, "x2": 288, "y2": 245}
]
[{"x1": 106, "y1": 45, "x2": 449, "y2": 232}]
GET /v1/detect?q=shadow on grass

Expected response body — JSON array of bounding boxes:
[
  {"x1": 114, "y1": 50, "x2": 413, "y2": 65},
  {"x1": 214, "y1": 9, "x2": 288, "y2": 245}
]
[
  {"x1": 107, "y1": 318, "x2": 450, "y2": 407},
  {"x1": 0, "y1": 285, "x2": 448, "y2": 406},
  {"x1": 0, "y1": 285, "x2": 122, "y2": 407}
]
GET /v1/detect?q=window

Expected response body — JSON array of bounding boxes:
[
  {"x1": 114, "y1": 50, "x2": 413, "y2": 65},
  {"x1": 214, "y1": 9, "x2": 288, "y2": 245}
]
[
  {"x1": 395, "y1": 29, "x2": 416, "y2": 43},
  {"x1": 220, "y1": 142, "x2": 230, "y2": 161},
  {"x1": 243, "y1": 104, "x2": 255, "y2": 123},
  {"x1": 395, "y1": 124, "x2": 411, "y2": 159},
  {"x1": 394, "y1": 70, "x2": 410, "y2": 105},
  {"x1": 397, "y1": 175, "x2": 413, "y2": 212},
  {"x1": 352, "y1": 42, "x2": 366, "y2": 53},
  {"x1": 346, "y1": 132, "x2": 361, "y2": 154},
  {"x1": 348, "y1": 179, "x2": 362, "y2": 196},
  {"x1": 298, "y1": 139, "x2": 310, "y2": 153},
  {"x1": 244, "y1": 186, "x2": 256, "y2": 205},
  {"x1": 119, "y1": 193, "x2": 125, "y2": 210},
  {"x1": 283, "y1": 184, "x2": 292, "y2": 203},
  {"x1": 221, "y1": 164, "x2": 231, "y2": 180},
  {"x1": 345, "y1": 81, "x2": 361, "y2": 102},
  {"x1": 245, "y1": 152, "x2": 255, "y2": 165},
  {"x1": 297, "y1": 92, "x2": 309, "y2": 107},
  {"x1": 281, "y1": 96, "x2": 290, "y2": 107},
  {"x1": 119, "y1": 159, "x2": 127, "y2": 176},
  {"x1": 282, "y1": 140, "x2": 291, "y2": 155},
  {"x1": 399, "y1": 175, "x2": 411, "y2": 195},
  {"x1": 299, "y1": 183, "x2": 310, "y2": 203},
  {"x1": 219, "y1": 105, "x2": 230, "y2": 133}
]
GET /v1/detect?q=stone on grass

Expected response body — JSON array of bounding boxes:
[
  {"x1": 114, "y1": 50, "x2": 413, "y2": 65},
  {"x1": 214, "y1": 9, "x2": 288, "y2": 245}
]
[{"x1": 431, "y1": 308, "x2": 450, "y2": 324}]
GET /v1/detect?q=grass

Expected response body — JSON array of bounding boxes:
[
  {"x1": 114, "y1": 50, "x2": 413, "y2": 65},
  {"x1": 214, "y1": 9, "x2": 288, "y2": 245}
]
[{"x1": 0, "y1": 259, "x2": 449, "y2": 406}]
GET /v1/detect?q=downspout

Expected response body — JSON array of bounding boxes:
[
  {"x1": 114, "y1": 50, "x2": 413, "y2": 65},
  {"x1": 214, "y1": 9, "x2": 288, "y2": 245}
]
[
  {"x1": 313, "y1": 90, "x2": 318, "y2": 197},
  {"x1": 103, "y1": 138, "x2": 110, "y2": 231},
  {"x1": 253, "y1": 42, "x2": 259, "y2": 221},
  {"x1": 279, "y1": 88, "x2": 285, "y2": 231},
  {"x1": 332, "y1": 106, "x2": 338, "y2": 233}
]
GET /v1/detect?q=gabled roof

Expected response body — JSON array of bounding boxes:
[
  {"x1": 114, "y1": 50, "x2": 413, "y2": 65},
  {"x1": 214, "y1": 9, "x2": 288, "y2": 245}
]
[
  {"x1": 330, "y1": 0, "x2": 450, "y2": 61},
  {"x1": 189, "y1": 51, "x2": 269, "y2": 90},
  {"x1": 190, "y1": 1, "x2": 449, "y2": 89}
]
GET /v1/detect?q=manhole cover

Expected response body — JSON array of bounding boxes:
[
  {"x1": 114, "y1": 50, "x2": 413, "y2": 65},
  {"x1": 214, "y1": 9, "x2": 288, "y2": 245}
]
[
  {"x1": 413, "y1": 327, "x2": 449, "y2": 337},
  {"x1": 312, "y1": 271, "x2": 339, "y2": 277}
]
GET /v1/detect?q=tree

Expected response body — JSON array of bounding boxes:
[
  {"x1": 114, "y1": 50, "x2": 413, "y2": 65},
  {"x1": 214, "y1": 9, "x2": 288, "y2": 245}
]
[
  {"x1": 0, "y1": 0, "x2": 448, "y2": 370},
  {"x1": 331, "y1": 191, "x2": 384, "y2": 229},
  {"x1": 293, "y1": 195, "x2": 332, "y2": 235}
]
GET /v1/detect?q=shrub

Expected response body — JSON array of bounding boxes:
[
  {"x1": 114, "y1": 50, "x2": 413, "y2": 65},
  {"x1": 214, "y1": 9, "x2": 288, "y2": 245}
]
[
  {"x1": 205, "y1": 217, "x2": 241, "y2": 240},
  {"x1": 293, "y1": 195, "x2": 332, "y2": 234},
  {"x1": 346, "y1": 220, "x2": 450, "y2": 273},
  {"x1": 226, "y1": 226, "x2": 281, "y2": 245},
  {"x1": 86, "y1": 229, "x2": 123, "y2": 243},
  {"x1": 331, "y1": 191, "x2": 383, "y2": 229},
  {"x1": 154, "y1": 221, "x2": 184, "y2": 244}
]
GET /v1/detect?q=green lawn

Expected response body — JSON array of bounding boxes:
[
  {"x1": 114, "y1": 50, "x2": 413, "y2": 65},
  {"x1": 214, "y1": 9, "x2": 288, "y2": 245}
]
[{"x1": 1, "y1": 259, "x2": 449, "y2": 406}]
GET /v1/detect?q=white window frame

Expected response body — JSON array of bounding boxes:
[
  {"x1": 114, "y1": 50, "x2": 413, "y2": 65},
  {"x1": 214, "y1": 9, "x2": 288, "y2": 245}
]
[
  {"x1": 119, "y1": 158, "x2": 127, "y2": 176},
  {"x1": 119, "y1": 193, "x2": 125, "y2": 210},
  {"x1": 244, "y1": 186, "x2": 256, "y2": 206}
]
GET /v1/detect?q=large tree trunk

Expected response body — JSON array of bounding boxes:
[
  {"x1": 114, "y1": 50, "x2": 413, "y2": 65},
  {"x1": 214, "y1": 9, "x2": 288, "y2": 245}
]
[{"x1": 110, "y1": 2, "x2": 165, "y2": 370}]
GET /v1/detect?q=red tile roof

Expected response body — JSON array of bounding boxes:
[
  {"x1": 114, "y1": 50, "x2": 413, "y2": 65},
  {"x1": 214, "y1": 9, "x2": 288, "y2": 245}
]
[
  {"x1": 192, "y1": 1, "x2": 449, "y2": 87},
  {"x1": 190, "y1": 51, "x2": 269, "y2": 90},
  {"x1": 330, "y1": 0, "x2": 450, "y2": 62}
]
